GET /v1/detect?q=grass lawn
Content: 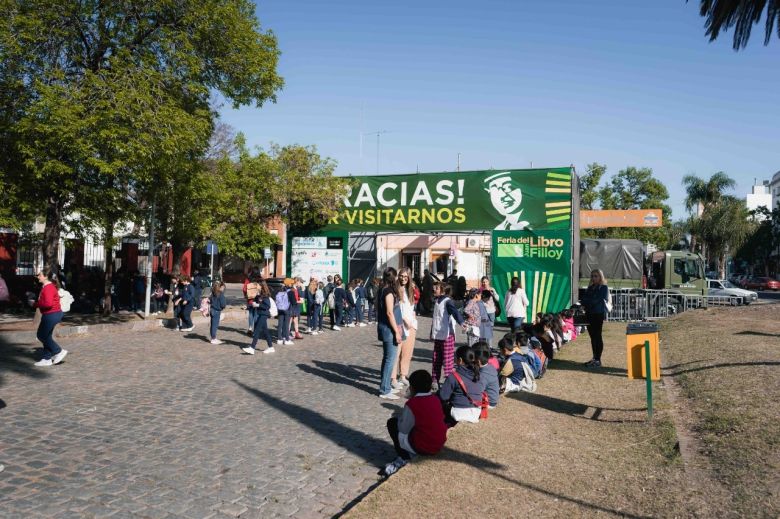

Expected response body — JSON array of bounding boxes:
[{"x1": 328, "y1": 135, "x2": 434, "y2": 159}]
[{"x1": 347, "y1": 305, "x2": 779, "y2": 517}]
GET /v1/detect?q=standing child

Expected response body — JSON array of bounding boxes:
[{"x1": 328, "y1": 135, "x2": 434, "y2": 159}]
[
  {"x1": 275, "y1": 279, "x2": 293, "y2": 345},
  {"x1": 175, "y1": 277, "x2": 195, "y2": 332},
  {"x1": 383, "y1": 370, "x2": 447, "y2": 476},
  {"x1": 315, "y1": 282, "x2": 325, "y2": 333},
  {"x1": 305, "y1": 278, "x2": 321, "y2": 335},
  {"x1": 208, "y1": 281, "x2": 226, "y2": 344},
  {"x1": 345, "y1": 280, "x2": 357, "y2": 327},
  {"x1": 439, "y1": 345, "x2": 487, "y2": 425},
  {"x1": 333, "y1": 276, "x2": 347, "y2": 330},
  {"x1": 289, "y1": 278, "x2": 303, "y2": 340},
  {"x1": 242, "y1": 281, "x2": 274, "y2": 354},
  {"x1": 463, "y1": 288, "x2": 482, "y2": 346},
  {"x1": 366, "y1": 277, "x2": 378, "y2": 323},
  {"x1": 479, "y1": 291, "x2": 494, "y2": 347},
  {"x1": 430, "y1": 283, "x2": 467, "y2": 389}
]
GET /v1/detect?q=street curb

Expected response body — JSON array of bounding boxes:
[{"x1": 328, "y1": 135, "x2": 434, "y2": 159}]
[{"x1": 0, "y1": 308, "x2": 248, "y2": 344}]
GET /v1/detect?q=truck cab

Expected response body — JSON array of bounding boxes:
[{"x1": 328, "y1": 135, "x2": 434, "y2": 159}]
[{"x1": 647, "y1": 251, "x2": 706, "y2": 296}]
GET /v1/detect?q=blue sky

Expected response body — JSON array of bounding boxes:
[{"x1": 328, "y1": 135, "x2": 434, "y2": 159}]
[{"x1": 219, "y1": 0, "x2": 779, "y2": 219}]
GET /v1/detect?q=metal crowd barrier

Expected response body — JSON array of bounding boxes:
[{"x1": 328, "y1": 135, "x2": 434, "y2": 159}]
[{"x1": 605, "y1": 289, "x2": 743, "y2": 322}]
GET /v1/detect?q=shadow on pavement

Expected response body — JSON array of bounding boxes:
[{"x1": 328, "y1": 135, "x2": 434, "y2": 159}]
[
  {"x1": 0, "y1": 335, "x2": 50, "y2": 389},
  {"x1": 297, "y1": 363, "x2": 378, "y2": 396},
  {"x1": 232, "y1": 380, "x2": 392, "y2": 467}
]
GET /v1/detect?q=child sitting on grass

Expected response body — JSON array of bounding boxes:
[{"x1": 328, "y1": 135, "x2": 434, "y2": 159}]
[
  {"x1": 439, "y1": 345, "x2": 486, "y2": 425},
  {"x1": 475, "y1": 342, "x2": 500, "y2": 409},
  {"x1": 498, "y1": 337, "x2": 537, "y2": 393},
  {"x1": 384, "y1": 370, "x2": 447, "y2": 476}
]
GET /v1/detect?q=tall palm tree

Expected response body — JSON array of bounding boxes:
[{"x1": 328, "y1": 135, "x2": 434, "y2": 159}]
[
  {"x1": 696, "y1": 196, "x2": 756, "y2": 279},
  {"x1": 693, "y1": 0, "x2": 780, "y2": 49},
  {"x1": 682, "y1": 172, "x2": 736, "y2": 262}
]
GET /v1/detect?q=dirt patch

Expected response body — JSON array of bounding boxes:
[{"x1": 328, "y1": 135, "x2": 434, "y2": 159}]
[{"x1": 348, "y1": 322, "x2": 726, "y2": 518}]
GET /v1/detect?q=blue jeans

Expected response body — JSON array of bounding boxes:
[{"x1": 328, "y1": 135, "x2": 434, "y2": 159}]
[
  {"x1": 354, "y1": 299, "x2": 364, "y2": 323},
  {"x1": 509, "y1": 316, "x2": 524, "y2": 332},
  {"x1": 179, "y1": 303, "x2": 192, "y2": 328},
  {"x1": 37, "y1": 311, "x2": 63, "y2": 360},
  {"x1": 308, "y1": 304, "x2": 321, "y2": 330},
  {"x1": 247, "y1": 306, "x2": 256, "y2": 331},
  {"x1": 335, "y1": 305, "x2": 344, "y2": 327},
  {"x1": 277, "y1": 310, "x2": 290, "y2": 341},
  {"x1": 251, "y1": 314, "x2": 273, "y2": 349},
  {"x1": 367, "y1": 302, "x2": 375, "y2": 322},
  {"x1": 210, "y1": 309, "x2": 221, "y2": 340},
  {"x1": 378, "y1": 322, "x2": 399, "y2": 395}
]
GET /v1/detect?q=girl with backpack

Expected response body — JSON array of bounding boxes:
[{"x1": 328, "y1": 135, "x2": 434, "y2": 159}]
[
  {"x1": 208, "y1": 281, "x2": 227, "y2": 345},
  {"x1": 32, "y1": 269, "x2": 67, "y2": 367},
  {"x1": 439, "y1": 345, "x2": 487, "y2": 425},
  {"x1": 275, "y1": 279, "x2": 294, "y2": 345},
  {"x1": 430, "y1": 283, "x2": 467, "y2": 389},
  {"x1": 242, "y1": 281, "x2": 275, "y2": 355}
]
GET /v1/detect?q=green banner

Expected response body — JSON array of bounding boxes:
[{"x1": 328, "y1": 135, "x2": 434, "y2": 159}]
[
  {"x1": 491, "y1": 229, "x2": 572, "y2": 323},
  {"x1": 326, "y1": 168, "x2": 573, "y2": 232}
]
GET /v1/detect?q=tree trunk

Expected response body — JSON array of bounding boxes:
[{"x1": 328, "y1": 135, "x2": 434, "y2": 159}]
[
  {"x1": 718, "y1": 253, "x2": 727, "y2": 280},
  {"x1": 102, "y1": 225, "x2": 114, "y2": 317},
  {"x1": 42, "y1": 197, "x2": 63, "y2": 273}
]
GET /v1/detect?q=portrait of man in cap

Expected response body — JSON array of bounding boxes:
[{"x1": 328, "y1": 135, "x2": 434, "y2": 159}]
[{"x1": 483, "y1": 171, "x2": 529, "y2": 230}]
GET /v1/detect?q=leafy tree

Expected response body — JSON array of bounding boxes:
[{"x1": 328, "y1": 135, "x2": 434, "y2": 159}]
[
  {"x1": 0, "y1": 0, "x2": 283, "y2": 277},
  {"x1": 593, "y1": 166, "x2": 673, "y2": 247},
  {"x1": 199, "y1": 139, "x2": 353, "y2": 270},
  {"x1": 691, "y1": 0, "x2": 780, "y2": 49},
  {"x1": 692, "y1": 196, "x2": 755, "y2": 278},
  {"x1": 736, "y1": 205, "x2": 780, "y2": 275},
  {"x1": 578, "y1": 163, "x2": 607, "y2": 210}
]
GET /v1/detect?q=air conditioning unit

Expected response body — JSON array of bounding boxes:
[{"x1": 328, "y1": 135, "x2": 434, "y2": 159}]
[{"x1": 466, "y1": 237, "x2": 479, "y2": 248}]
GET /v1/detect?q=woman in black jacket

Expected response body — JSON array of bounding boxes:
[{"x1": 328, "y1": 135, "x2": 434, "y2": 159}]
[
  {"x1": 580, "y1": 269, "x2": 610, "y2": 367},
  {"x1": 242, "y1": 281, "x2": 274, "y2": 355}
]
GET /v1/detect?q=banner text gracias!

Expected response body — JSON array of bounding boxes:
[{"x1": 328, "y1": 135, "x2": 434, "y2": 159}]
[{"x1": 329, "y1": 177, "x2": 466, "y2": 228}]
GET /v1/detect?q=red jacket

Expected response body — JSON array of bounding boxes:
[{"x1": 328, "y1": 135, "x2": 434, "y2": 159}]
[
  {"x1": 406, "y1": 394, "x2": 447, "y2": 455},
  {"x1": 36, "y1": 283, "x2": 61, "y2": 314}
]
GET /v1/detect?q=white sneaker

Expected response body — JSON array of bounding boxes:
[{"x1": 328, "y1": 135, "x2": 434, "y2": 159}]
[
  {"x1": 383, "y1": 456, "x2": 408, "y2": 476},
  {"x1": 241, "y1": 347, "x2": 255, "y2": 355},
  {"x1": 210, "y1": 339, "x2": 223, "y2": 345},
  {"x1": 52, "y1": 349, "x2": 68, "y2": 365},
  {"x1": 284, "y1": 340, "x2": 294, "y2": 346},
  {"x1": 277, "y1": 340, "x2": 284, "y2": 345},
  {"x1": 391, "y1": 379, "x2": 404, "y2": 390},
  {"x1": 358, "y1": 322, "x2": 367, "y2": 327},
  {"x1": 181, "y1": 326, "x2": 194, "y2": 332},
  {"x1": 333, "y1": 326, "x2": 341, "y2": 331},
  {"x1": 34, "y1": 359, "x2": 53, "y2": 367},
  {"x1": 390, "y1": 386, "x2": 402, "y2": 394},
  {"x1": 399, "y1": 375, "x2": 410, "y2": 387},
  {"x1": 262, "y1": 347, "x2": 276, "y2": 354},
  {"x1": 347, "y1": 323, "x2": 355, "y2": 328},
  {"x1": 311, "y1": 331, "x2": 318, "y2": 336},
  {"x1": 379, "y1": 392, "x2": 400, "y2": 400}
]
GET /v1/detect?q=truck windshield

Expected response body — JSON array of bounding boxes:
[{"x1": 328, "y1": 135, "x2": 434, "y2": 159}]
[{"x1": 674, "y1": 258, "x2": 703, "y2": 283}]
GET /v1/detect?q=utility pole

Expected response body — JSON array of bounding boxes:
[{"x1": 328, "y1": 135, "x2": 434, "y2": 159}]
[
  {"x1": 457, "y1": 153, "x2": 461, "y2": 172},
  {"x1": 144, "y1": 199, "x2": 156, "y2": 318},
  {"x1": 361, "y1": 130, "x2": 388, "y2": 174}
]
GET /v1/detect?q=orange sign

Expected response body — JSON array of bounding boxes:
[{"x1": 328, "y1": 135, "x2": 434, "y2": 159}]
[{"x1": 580, "y1": 209, "x2": 663, "y2": 229}]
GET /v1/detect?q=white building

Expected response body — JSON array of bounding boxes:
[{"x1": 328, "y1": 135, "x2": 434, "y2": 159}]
[
  {"x1": 746, "y1": 179, "x2": 772, "y2": 218},
  {"x1": 771, "y1": 170, "x2": 780, "y2": 212}
]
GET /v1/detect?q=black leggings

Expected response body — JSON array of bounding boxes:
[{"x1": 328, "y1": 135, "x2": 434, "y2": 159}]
[
  {"x1": 387, "y1": 417, "x2": 412, "y2": 460},
  {"x1": 587, "y1": 312, "x2": 605, "y2": 361}
]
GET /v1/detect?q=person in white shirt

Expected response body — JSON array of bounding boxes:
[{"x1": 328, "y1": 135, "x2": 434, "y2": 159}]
[{"x1": 504, "y1": 276, "x2": 529, "y2": 332}]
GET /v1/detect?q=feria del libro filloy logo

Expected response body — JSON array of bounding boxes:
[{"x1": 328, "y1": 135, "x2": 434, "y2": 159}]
[{"x1": 497, "y1": 234, "x2": 565, "y2": 260}]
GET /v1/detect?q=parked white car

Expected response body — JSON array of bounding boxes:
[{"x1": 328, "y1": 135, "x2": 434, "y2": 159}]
[{"x1": 707, "y1": 279, "x2": 758, "y2": 305}]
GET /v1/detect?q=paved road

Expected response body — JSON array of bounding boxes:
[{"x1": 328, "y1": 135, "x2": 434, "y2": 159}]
[{"x1": 0, "y1": 314, "x2": 437, "y2": 518}]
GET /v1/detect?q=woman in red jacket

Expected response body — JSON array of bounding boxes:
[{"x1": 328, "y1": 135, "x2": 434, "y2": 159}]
[{"x1": 33, "y1": 270, "x2": 67, "y2": 367}]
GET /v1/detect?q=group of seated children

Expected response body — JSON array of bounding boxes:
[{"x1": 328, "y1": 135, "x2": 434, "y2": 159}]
[{"x1": 383, "y1": 307, "x2": 581, "y2": 476}]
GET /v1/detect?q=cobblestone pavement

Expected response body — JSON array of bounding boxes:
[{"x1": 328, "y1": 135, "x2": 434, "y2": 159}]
[{"x1": 0, "y1": 314, "x2": 437, "y2": 518}]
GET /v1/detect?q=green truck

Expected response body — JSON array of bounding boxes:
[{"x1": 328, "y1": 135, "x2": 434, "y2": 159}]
[{"x1": 579, "y1": 239, "x2": 706, "y2": 316}]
